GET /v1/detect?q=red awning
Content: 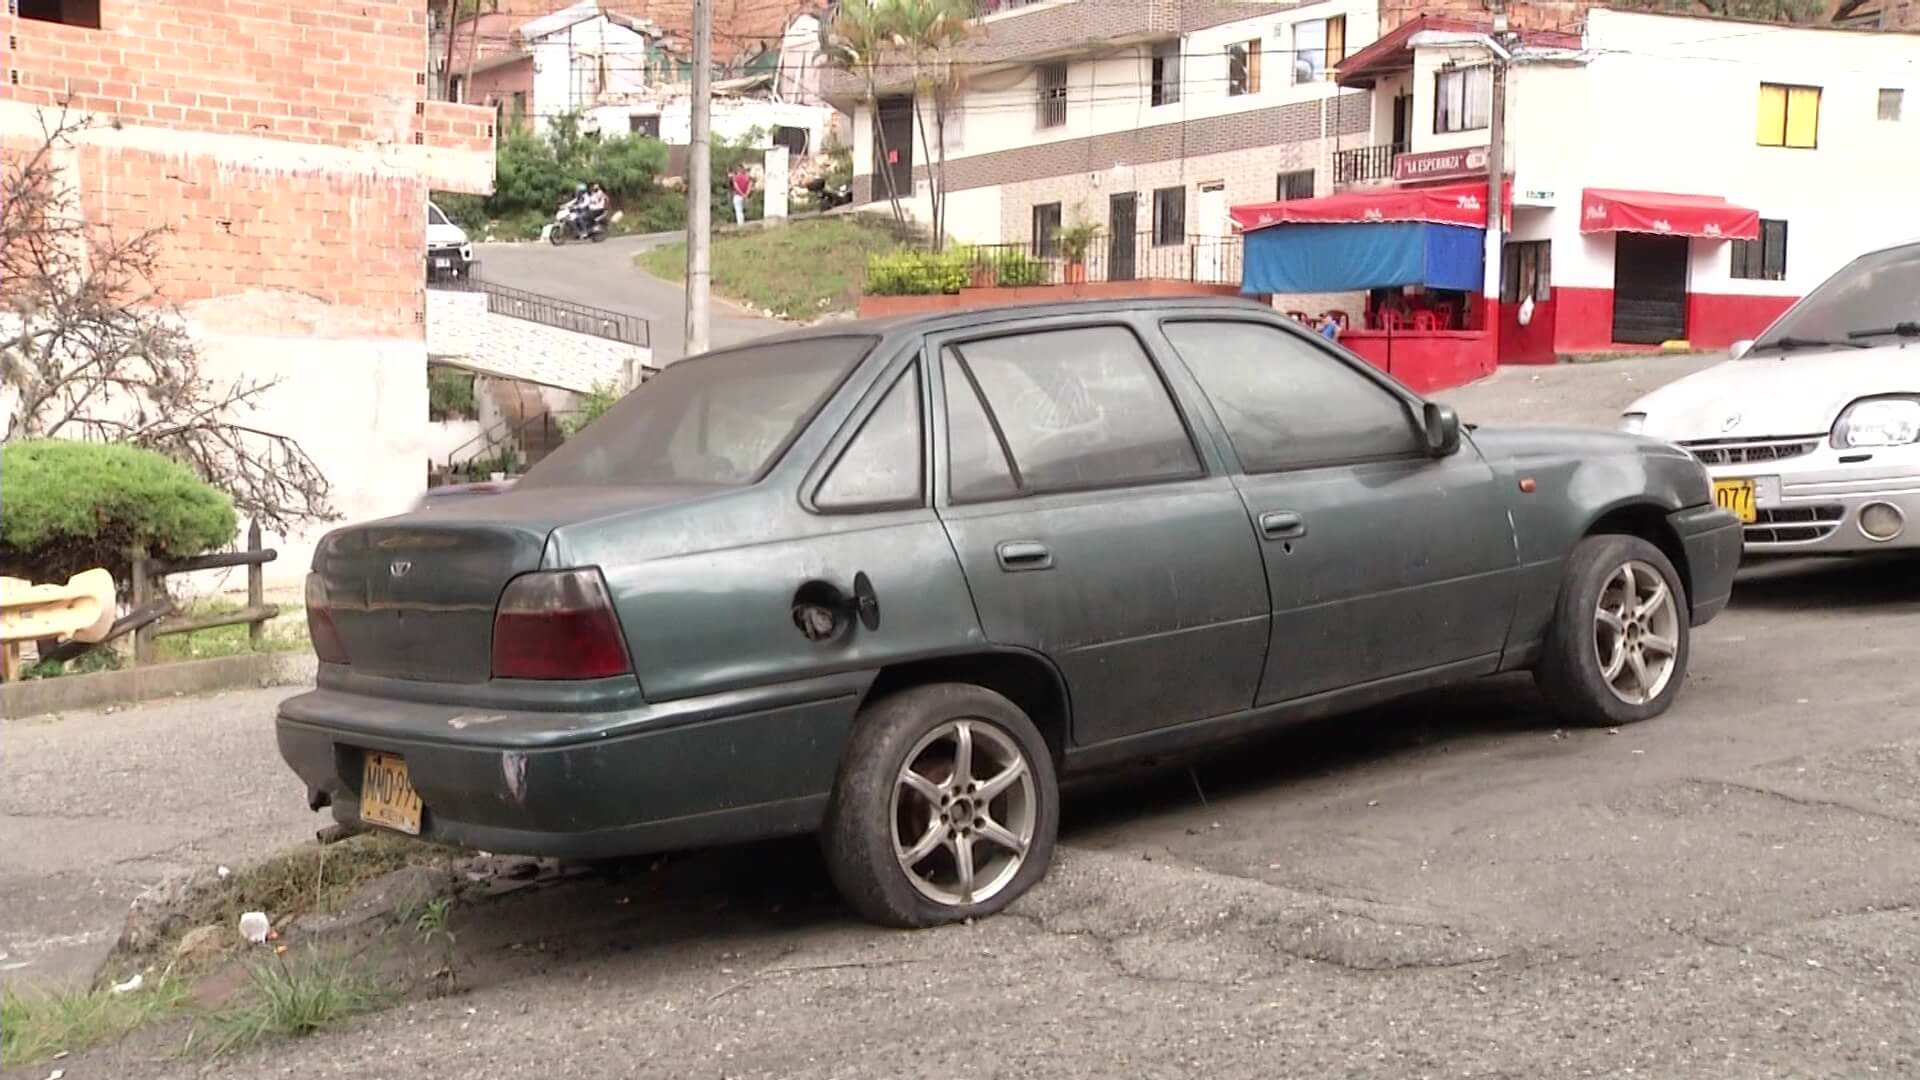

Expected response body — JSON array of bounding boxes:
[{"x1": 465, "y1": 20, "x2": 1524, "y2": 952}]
[
  {"x1": 1231, "y1": 181, "x2": 1503, "y2": 233},
  {"x1": 1579, "y1": 189, "x2": 1759, "y2": 241}
]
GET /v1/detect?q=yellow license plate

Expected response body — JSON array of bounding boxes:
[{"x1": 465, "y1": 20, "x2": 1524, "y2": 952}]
[
  {"x1": 1713, "y1": 478, "x2": 1757, "y2": 524},
  {"x1": 360, "y1": 752, "x2": 424, "y2": 835}
]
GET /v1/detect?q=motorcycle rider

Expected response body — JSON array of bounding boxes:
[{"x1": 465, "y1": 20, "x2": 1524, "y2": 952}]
[
  {"x1": 565, "y1": 182, "x2": 591, "y2": 237},
  {"x1": 585, "y1": 182, "x2": 610, "y2": 232}
]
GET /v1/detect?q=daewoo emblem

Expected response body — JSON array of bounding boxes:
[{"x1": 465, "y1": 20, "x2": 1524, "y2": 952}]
[
  {"x1": 1721, "y1": 413, "x2": 1741, "y2": 433},
  {"x1": 390, "y1": 560, "x2": 413, "y2": 578}
]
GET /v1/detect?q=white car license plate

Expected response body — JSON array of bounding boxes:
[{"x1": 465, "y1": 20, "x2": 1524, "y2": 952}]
[{"x1": 434, "y1": 257, "x2": 452, "y2": 269}]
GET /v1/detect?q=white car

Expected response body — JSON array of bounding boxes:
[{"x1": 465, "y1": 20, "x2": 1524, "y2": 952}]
[
  {"x1": 427, "y1": 200, "x2": 474, "y2": 280},
  {"x1": 1622, "y1": 238, "x2": 1920, "y2": 554}
]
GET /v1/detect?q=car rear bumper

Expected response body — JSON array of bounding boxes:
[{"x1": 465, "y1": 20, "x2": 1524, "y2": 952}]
[
  {"x1": 1669, "y1": 504, "x2": 1742, "y2": 625},
  {"x1": 275, "y1": 672, "x2": 868, "y2": 859}
]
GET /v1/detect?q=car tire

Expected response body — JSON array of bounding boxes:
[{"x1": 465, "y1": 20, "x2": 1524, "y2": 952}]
[
  {"x1": 821, "y1": 683, "x2": 1059, "y2": 929},
  {"x1": 1534, "y1": 534, "x2": 1692, "y2": 727}
]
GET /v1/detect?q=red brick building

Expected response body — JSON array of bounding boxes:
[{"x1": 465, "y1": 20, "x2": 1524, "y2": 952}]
[{"x1": 5, "y1": 0, "x2": 496, "y2": 576}]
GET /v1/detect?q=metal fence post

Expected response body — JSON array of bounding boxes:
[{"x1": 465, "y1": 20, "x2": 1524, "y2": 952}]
[{"x1": 247, "y1": 522, "x2": 264, "y2": 648}]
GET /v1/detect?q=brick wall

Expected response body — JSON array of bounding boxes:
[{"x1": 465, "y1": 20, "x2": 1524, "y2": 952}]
[{"x1": 4, "y1": 0, "x2": 496, "y2": 339}]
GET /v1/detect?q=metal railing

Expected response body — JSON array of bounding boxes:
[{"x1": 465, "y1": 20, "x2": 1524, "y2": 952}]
[
  {"x1": 867, "y1": 232, "x2": 1244, "y2": 293},
  {"x1": 435, "y1": 408, "x2": 583, "y2": 485},
  {"x1": 1333, "y1": 142, "x2": 1405, "y2": 185},
  {"x1": 434, "y1": 275, "x2": 651, "y2": 348}
]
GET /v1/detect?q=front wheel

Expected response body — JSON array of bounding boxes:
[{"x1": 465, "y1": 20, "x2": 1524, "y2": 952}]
[
  {"x1": 1534, "y1": 534, "x2": 1691, "y2": 727},
  {"x1": 548, "y1": 227, "x2": 567, "y2": 246},
  {"x1": 822, "y1": 683, "x2": 1058, "y2": 928}
]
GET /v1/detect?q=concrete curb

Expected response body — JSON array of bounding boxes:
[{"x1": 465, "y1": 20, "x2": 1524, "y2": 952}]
[{"x1": 1, "y1": 652, "x2": 317, "y2": 719}]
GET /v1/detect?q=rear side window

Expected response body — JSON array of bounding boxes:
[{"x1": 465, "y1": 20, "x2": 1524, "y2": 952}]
[
  {"x1": 522, "y1": 336, "x2": 875, "y2": 487},
  {"x1": 816, "y1": 363, "x2": 924, "y2": 509},
  {"x1": 1161, "y1": 320, "x2": 1422, "y2": 472},
  {"x1": 948, "y1": 326, "x2": 1201, "y2": 496}
]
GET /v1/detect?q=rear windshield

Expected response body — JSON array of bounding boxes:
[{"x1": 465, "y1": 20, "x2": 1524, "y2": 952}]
[{"x1": 520, "y1": 335, "x2": 876, "y2": 488}]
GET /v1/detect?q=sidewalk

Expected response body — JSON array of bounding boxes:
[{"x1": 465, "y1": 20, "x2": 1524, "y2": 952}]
[
  {"x1": 1442, "y1": 351, "x2": 1721, "y2": 429},
  {"x1": 0, "y1": 688, "x2": 315, "y2": 988}
]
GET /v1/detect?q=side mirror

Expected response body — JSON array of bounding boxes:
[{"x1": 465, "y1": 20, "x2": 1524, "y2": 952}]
[
  {"x1": 1728, "y1": 339, "x2": 1754, "y2": 361},
  {"x1": 1422, "y1": 402, "x2": 1462, "y2": 457}
]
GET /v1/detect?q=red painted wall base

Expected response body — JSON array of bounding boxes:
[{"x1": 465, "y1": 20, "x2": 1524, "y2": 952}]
[
  {"x1": 1547, "y1": 286, "x2": 1797, "y2": 355},
  {"x1": 1340, "y1": 330, "x2": 1496, "y2": 394}
]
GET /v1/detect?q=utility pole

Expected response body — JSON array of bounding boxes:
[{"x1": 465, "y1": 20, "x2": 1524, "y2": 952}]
[
  {"x1": 1483, "y1": 14, "x2": 1509, "y2": 331},
  {"x1": 684, "y1": 0, "x2": 713, "y2": 358}
]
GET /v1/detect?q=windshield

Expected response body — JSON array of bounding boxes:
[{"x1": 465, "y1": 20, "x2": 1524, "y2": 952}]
[
  {"x1": 427, "y1": 204, "x2": 450, "y2": 227},
  {"x1": 519, "y1": 336, "x2": 876, "y2": 488},
  {"x1": 1754, "y1": 242, "x2": 1920, "y2": 350}
]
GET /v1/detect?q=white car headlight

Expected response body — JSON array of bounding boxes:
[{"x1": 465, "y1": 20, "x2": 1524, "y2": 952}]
[
  {"x1": 1619, "y1": 412, "x2": 1648, "y2": 435},
  {"x1": 1832, "y1": 397, "x2": 1920, "y2": 448}
]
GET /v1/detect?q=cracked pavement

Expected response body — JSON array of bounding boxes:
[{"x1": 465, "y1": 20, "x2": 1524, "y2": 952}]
[{"x1": 7, "y1": 356, "x2": 1920, "y2": 1077}]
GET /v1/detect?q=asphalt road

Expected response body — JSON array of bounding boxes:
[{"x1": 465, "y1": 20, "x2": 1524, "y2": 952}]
[
  {"x1": 10, "y1": 354, "x2": 1920, "y2": 1078},
  {"x1": 474, "y1": 233, "x2": 778, "y2": 365}
]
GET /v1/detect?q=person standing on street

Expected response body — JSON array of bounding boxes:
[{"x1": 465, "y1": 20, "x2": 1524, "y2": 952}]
[{"x1": 730, "y1": 165, "x2": 752, "y2": 226}]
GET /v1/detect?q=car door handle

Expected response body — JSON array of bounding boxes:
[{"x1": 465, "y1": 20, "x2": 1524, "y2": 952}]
[
  {"x1": 1259, "y1": 511, "x2": 1308, "y2": 541},
  {"x1": 995, "y1": 540, "x2": 1053, "y2": 572}
]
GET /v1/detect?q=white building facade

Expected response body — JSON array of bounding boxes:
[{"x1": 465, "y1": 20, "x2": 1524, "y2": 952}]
[
  {"x1": 832, "y1": 0, "x2": 1387, "y2": 271},
  {"x1": 1338, "y1": 8, "x2": 1920, "y2": 360}
]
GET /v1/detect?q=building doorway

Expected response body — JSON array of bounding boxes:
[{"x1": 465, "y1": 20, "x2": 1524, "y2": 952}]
[
  {"x1": 873, "y1": 97, "x2": 914, "y2": 201},
  {"x1": 1108, "y1": 192, "x2": 1137, "y2": 281},
  {"x1": 1612, "y1": 233, "x2": 1689, "y2": 344}
]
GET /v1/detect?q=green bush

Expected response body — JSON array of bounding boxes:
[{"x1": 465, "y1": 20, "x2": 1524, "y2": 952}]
[
  {"x1": 560, "y1": 382, "x2": 622, "y2": 436},
  {"x1": 0, "y1": 440, "x2": 237, "y2": 586},
  {"x1": 865, "y1": 249, "x2": 969, "y2": 296},
  {"x1": 486, "y1": 115, "x2": 675, "y2": 230},
  {"x1": 431, "y1": 193, "x2": 489, "y2": 236},
  {"x1": 590, "y1": 135, "x2": 668, "y2": 202},
  {"x1": 993, "y1": 249, "x2": 1048, "y2": 287},
  {"x1": 428, "y1": 366, "x2": 476, "y2": 420},
  {"x1": 624, "y1": 190, "x2": 688, "y2": 234}
]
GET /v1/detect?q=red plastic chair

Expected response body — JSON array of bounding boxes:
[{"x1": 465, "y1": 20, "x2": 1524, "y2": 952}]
[
  {"x1": 1286, "y1": 310, "x2": 1311, "y2": 323},
  {"x1": 1413, "y1": 311, "x2": 1441, "y2": 332},
  {"x1": 1323, "y1": 309, "x2": 1350, "y2": 329},
  {"x1": 1387, "y1": 312, "x2": 1414, "y2": 331}
]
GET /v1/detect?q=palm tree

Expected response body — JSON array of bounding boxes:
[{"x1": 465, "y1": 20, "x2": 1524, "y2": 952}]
[{"x1": 823, "y1": 0, "x2": 977, "y2": 242}]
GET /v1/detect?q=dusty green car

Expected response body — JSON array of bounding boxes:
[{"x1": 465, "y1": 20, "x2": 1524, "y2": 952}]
[{"x1": 280, "y1": 299, "x2": 1741, "y2": 927}]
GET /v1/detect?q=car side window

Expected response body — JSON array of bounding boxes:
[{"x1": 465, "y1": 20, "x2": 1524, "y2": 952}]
[
  {"x1": 816, "y1": 363, "x2": 924, "y2": 510},
  {"x1": 1161, "y1": 320, "x2": 1424, "y2": 472},
  {"x1": 943, "y1": 351, "x2": 1021, "y2": 501},
  {"x1": 948, "y1": 325, "x2": 1201, "y2": 495}
]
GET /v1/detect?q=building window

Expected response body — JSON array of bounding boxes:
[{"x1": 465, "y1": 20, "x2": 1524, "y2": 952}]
[
  {"x1": 773, "y1": 125, "x2": 811, "y2": 155},
  {"x1": 1032, "y1": 202, "x2": 1062, "y2": 257},
  {"x1": 1293, "y1": 16, "x2": 1345, "y2": 84},
  {"x1": 513, "y1": 92, "x2": 529, "y2": 128},
  {"x1": 1227, "y1": 40, "x2": 1260, "y2": 96},
  {"x1": 1276, "y1": 170, "x2": 1315, "y2": 200},
  {"x1": 1757, "y1": 83, "x2": 1820, "y2": 148},
  {"x1": 16, "y1": 0, "x2": 100, "y2": 27},
  {"x1": 1731, "y1": 219, "x2": 1788, "y2": 281},
  {"x1": 1151, "y1": 42, "x2": 1182, "y2": 107},
  {"x1": 1153, "y1": 186, "x2": 1185, "y2": 247},
  {"x1": 1037, "y1": 62, "x2": 1068, "y2": 128},
  {"x1": 1879, "y1": 88, "x2": 1904, "y2": 122},
  {"x1": 1500, "y1": 241, "x2": 1552, "y2": 303},
  {"x1": 1434, "y1": 65, "x2": 1492, "y2": 134}
]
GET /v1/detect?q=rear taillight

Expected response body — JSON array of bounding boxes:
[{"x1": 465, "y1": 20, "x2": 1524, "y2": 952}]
[
  {"x1": 305, "y1": 573, "x2": 349, "y2": 665},
  {"x1": 490, "y1": 568, "x2": 632, "y2": 680}
]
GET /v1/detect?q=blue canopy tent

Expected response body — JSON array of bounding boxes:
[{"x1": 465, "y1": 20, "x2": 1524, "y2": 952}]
[{"x1": 1239, "y1": 221, "x2": 1485, "y2": 296}]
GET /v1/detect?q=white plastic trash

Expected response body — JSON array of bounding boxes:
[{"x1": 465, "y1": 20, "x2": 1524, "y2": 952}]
[{"x1": 239, "y1": 911, "x2": 272, "y2": 944}]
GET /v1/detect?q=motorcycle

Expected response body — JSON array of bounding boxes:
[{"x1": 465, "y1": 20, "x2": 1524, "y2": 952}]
[
  {"x1": 806, "y1": 176, "x2": 853, "y2": 210},
  {"x1": 543, "y1": 203, "x2": 610, "y2": 245}
]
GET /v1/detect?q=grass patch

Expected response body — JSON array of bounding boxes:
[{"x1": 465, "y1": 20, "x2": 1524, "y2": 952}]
[
  {"x1": 153, "y1": 601, "x2": 309, "y2": 663},
  {"x1": 195, "y1": 951, "x2": 389, "y2": 1057},
  {"x1": 636, "y1": 216, "x2": 918, "y2": 318},
  {"x1": 1, "y1": 973, "x2": 191, "y2": 1066}
]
